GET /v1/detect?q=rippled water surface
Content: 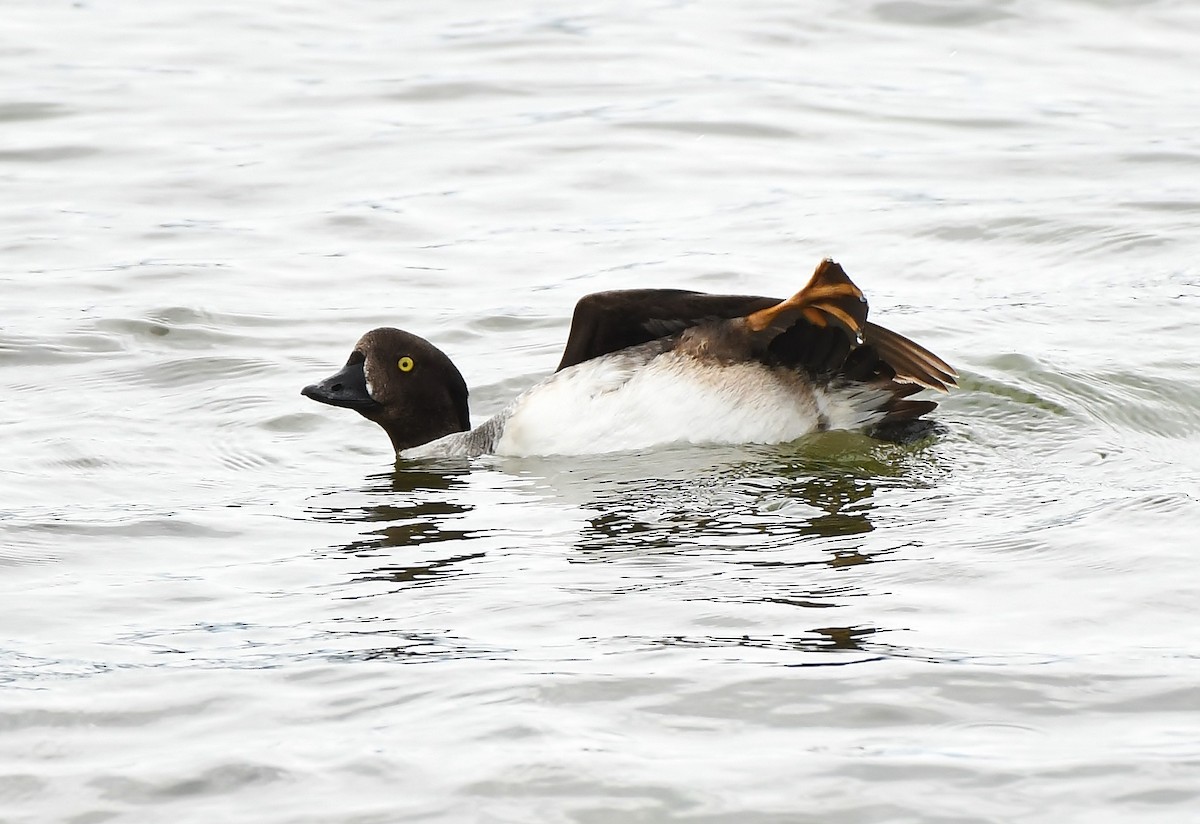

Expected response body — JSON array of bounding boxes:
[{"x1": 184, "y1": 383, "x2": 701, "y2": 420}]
[{"x1": 3, "y1": 1, "x2": 1200, "y2": 821}]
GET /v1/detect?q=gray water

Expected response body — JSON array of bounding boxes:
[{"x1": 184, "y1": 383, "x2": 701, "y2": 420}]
[{"x1": 3, "y1": 1, "x2": 1199, "y2": 822}]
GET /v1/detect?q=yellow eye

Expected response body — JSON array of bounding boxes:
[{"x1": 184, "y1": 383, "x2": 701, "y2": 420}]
[{"x1": 398, "y1": 356, "x2": 414, "y2": 372}]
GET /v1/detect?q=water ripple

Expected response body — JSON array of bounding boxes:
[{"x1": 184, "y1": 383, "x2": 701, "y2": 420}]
[{"x1": 4, "y1": 0, "x2": 1199, "y2": 821}]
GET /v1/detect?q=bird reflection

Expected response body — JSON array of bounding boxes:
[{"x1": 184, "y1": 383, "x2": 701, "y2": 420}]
[
  {"x1": 307, "y1": 464, "x2": 477, "y2": 554},
  {"x1": 549, "y1": 435, "x2": 942, "y2": 622},
  {"x1": 307, "y1": 432, "x2": 944, "y2": 639},
  {"x1": 305, "y1": 464, "x2": 493, "y2": 598},
  {"x1": 569, "y1": 436, "x2": 910, "y2": 556},
  {"x1": 631, "y1": 625, "x2": 884, "y2": 666},
  {"x1": 341, "y1": 550, "x2": 486, "y2": 597}
]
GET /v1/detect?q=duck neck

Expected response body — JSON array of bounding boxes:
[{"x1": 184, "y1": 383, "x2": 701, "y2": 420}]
[
  {"x1": 376, "y1": 386, "x2": 471, "y2": 454},
  {"x1": 382, "y1": 415, "x2": 469, "y2": 454}
]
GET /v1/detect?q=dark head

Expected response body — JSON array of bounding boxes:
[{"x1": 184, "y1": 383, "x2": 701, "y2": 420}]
[{"x1": 301, "y1": 327, "x2": 471, "y2": 453}]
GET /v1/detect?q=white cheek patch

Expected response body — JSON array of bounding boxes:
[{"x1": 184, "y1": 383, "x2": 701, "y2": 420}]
[{"x1": 363, "y1": 361, "x2": 377, "y2": 400}]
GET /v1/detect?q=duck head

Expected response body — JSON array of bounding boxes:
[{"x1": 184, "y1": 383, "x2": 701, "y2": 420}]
[{"x1": 302, "y1": 327, "x2": 470, "y2": 453}]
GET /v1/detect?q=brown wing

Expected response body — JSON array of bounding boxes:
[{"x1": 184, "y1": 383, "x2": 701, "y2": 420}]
[
  {"x1": 556, "y1": 259, "x2": 957, "y2": 402},
  {"x1": 862, "y1": 322, "x2": 957, "y2": 393},
  {"x1": 762, "y1": 260, "x2": 956, "y2": 392},
  {"x1": 556, "y1": 289, "x2": 776, "y2": 371},
  {"x1": 733, "y1": 260, "x2": 956, "y2": 428}
]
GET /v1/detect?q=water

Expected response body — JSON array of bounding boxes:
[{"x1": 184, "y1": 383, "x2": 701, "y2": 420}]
[{"x1": 3, "y1": 1, "x2": 1199, "y2": 821}]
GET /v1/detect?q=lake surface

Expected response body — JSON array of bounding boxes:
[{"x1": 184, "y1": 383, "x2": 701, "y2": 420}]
[{"x1": 3, "y1": 1, "x2": 1199, "y2": 821}]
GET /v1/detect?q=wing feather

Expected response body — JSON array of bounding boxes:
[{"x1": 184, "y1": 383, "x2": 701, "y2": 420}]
[{"x1": 863, "y1": 322, "x2": 958, "y2": 393}]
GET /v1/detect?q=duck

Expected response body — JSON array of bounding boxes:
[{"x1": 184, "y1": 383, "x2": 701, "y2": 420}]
[{"x1": 301, "y1": 259, "x2": 956, "y2": 459}]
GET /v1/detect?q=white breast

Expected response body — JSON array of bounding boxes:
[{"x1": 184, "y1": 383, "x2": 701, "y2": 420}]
[{"x1": 492, "y1": 350, "x2": 842, "y2": 457}]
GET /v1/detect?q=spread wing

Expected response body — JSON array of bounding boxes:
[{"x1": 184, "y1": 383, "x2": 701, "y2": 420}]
[
  {"x1": 556, "y1": 289, "x2": 777, "y2": 371},
  {"x1": 556, "y1": 260, "x2": 956, "y2": 395}
]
